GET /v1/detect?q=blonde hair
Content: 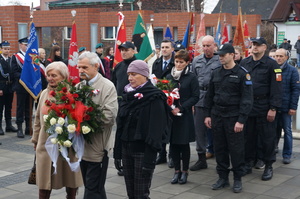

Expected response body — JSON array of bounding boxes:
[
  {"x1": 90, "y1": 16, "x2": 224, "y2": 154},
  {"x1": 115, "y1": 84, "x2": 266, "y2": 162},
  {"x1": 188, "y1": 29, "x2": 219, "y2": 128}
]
[{"x1": 46, "y1": 61, "x2": 69, "y2": 79}]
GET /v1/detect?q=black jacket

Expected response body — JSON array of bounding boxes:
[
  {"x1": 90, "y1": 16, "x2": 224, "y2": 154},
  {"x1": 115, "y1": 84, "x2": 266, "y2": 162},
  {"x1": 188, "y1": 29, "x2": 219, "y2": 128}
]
[
  {"x1": 0, "y1": 55, "x2": 12, "y2": 93},
  {"x1": 152, "y1": 55, "x2": 175, "y2": 79},
  {"x1": 113, "y1": 81, "x2": 170, "y2": 169},
  {"x1": 11, "y1": 51, "x2": 27, "y2": 93},
  {"x1": 240, "y1": 55, "x2": 282, "y2": 117}
]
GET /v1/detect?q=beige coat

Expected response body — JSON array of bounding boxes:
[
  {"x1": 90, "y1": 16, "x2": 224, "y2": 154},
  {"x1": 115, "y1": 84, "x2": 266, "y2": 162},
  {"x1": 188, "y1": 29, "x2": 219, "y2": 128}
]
[
  {"x1": 78, "y1": 74, "x2": 118, "y2": 162},
  {"x1": 31, "y1": 88, "x2": 83, "y2": 190}
]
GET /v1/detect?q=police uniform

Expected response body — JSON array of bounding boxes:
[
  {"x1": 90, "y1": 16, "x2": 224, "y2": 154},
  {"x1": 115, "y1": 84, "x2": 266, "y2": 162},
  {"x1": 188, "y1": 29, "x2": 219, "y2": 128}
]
[
  {"x1": 204, "y1": 44, "x2": 253, "y2": 192},
  {"x1": 11, "y1": 37, "x2": 32, "y2": 138},
  {"x1": 0, "y1": 41, "x2": 17, "y2": 135},
  {"x1": 240, "y1": 37, "x2": 282, "y2": 180}
]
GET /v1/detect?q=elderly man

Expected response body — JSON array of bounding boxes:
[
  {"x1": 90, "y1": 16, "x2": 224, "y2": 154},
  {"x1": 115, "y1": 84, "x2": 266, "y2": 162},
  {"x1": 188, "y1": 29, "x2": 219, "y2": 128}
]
[
  {"x1": 77, "y1": 51, "x2": 118, "y2": 199},
  {"x1": 190, "y1": 35, "x2": 221, "y2": 171},
  {"x1": 275, "y1": 48, "x2": 300, "y2": 164}
]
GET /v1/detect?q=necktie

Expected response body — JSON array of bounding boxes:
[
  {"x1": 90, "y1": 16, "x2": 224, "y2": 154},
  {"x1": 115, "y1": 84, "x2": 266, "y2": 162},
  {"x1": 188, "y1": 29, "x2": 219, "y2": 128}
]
[{"x1": 163, "y1": 61, "x2": 168, "y2": 70}]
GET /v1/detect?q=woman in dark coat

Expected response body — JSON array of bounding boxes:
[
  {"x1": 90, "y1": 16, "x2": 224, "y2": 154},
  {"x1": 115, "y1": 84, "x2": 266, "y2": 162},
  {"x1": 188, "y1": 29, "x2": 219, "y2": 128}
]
[
  {"x1": 113, "y1": 60, "x2": 170, "y2": 199},
  {"x1": 45, "y1": 45, "x2": 63, "y2": 66},
  {"x1": 166, "y1": 49, "x2": 200, "y2": 184}
]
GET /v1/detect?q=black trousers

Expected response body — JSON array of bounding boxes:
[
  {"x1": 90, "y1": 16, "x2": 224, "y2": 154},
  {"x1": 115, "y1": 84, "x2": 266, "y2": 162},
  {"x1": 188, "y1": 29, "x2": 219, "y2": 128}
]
[
  {"x1": 244, "y1": 116, "x2": 276, "y2": 165},
  {"x1": 80, "y1": 160, "x2": 107, "y2": 199},
  {"x1": 0, "y1": 92, "x2": 13, "y2": 121},
  {"x1": 170, "y1": 144, "x2": 190, "y2": 171},
  {"x1": 16, "y1": 92, "x2": 32, "y2": 125},
  {"x1": 212, "y1": 115, "x2": 244, "y2": 180},
  {"x1": 122, "y1": 142, "x2": 153, "y2": 199}
]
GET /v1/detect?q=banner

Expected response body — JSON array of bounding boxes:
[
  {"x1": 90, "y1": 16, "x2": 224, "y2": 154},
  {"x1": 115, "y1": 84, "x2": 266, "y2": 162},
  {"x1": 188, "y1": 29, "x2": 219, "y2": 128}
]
[
  {"x1": 19, "y1": 22, "x2": 41, "y2": 100},
  {"x1": 132, "y1": 13, "x2": 152, "y2": 61},
  {"x1": 68, "y1": 22, "x2": 79, "y2": 84},
  {"x1": 243, "y1": 20, "x2": 251, "y2": 57},
  {"x1": 215, "y1": 16, "x2": 221, "y2": 46},
  {"x1": 233, "y1": 7, "x2": 245, "y2": 51},
  {"x1": 113, "y1": 12, "x2": 126, "y2": 68},
  {"x1": 147, "y1": 24, "x2": 156, "y2": 73},
  {"x1": 187, "y1": 13, "x2": 195, "y2": 59},
  {"x1": 221, "y1": 22, "x2": 229, "y2": 44},
  {"x1": 194, "y1": 13, "x2": 205, "y2": 57},
  {"x1": 164, "y1": 25, "x2": 173, "y2": 41},
  {"x1": 182, "y1": 22, "x2": 190, "y2": 48}
]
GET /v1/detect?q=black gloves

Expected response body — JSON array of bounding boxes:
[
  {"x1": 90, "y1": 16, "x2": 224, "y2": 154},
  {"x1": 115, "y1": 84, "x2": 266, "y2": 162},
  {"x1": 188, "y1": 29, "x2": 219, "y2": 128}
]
[
  {"x1": 114, "y1": 159, "x2": 123, "y2": 171},
  {"x1": 141, "y1": 167, "x2": 154, "y2": 178}
]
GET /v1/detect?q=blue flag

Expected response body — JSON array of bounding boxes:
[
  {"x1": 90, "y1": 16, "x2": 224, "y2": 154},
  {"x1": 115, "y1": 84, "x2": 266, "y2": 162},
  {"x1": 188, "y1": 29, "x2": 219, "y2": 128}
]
[
  {"x1": 20, "y1": 22, "x2": 42, "y2": 100},
  {"x1": 164, "y1": 26, "x2": 173, "y2": 41},
  {"x1": 182, "y1": 22, "x2": 190, "y2": 48},
  {"x1": 214, "y1": 18, "x2": 221, "y2": 46}
]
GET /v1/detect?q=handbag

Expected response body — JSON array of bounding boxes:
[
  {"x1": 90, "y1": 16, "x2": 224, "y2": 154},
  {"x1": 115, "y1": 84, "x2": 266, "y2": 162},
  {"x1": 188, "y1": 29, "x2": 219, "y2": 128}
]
[{"x1": 28, "y1": 155, "x2": 36, "y2": 185}]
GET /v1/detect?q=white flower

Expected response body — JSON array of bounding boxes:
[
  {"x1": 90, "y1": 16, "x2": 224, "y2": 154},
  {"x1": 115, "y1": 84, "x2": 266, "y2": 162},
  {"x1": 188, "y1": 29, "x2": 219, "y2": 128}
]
[
  {"x1": 63, "y1": 140, "x2": 72, "y2": 147},
  {"x1": 50, "y1": 138, "x2": 58, "y2": 144},
  {"x1": 67, "y1": 124, "x2": 76, "y2": 133},
  {"x1": 57, "y1": 117, "x2": 65, "y2": 125},
  {"x1": 55, "y1": 126, "x2": 63, "y2": 134},
  {"x1": 43, "y1": 115, "x2": 48, "y2": 122},
  {"x1": 50, "y1": 118, "x2": 57, "y2": 125},
  {"x1": 82, "y1": 126, "x2": 91, "y2": 134}
]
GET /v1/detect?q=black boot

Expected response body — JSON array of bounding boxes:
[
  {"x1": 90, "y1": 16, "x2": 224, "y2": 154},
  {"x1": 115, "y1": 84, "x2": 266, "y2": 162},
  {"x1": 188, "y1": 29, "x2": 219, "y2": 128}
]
[
  {"x1": 0, "y1": 126, "x2": 4, "y2": 135},
  {"x1": 190, "y1": 153, "x2": 207, "y2": 171},
  {"x1": 262, "y1": 164, "x2": 273, "y2": 181},
  {"x1": 170, "y1": 171, "x2": 181, "y2": 184},
  {"x1": 17, "y1": 124, "x2": 24, "y2": 138},
  {"x1": 25, "y1": 121, "x2": 31, "y2": 135},
  {"x1": 212, "y1": 178, "x2": 230, "y2": 190},
  {"x1": 5, "y1": 120, "x2": 18, "y2": 132},
  {"x1": 232, "y1": 180, "x2": 242, "y2": 193},
  {"x1": 178, "y1": 171, "x2": 188, "y2": 184},
  {"x1": 155, "y1": 154, "x2": 167, "y2": 165}
]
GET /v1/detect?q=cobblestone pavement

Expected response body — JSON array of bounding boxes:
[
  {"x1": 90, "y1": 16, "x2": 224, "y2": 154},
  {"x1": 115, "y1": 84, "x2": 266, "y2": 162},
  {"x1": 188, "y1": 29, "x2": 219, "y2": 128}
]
[{"x1": 1, "y1": 123, "x2": 300, "y2": 199}]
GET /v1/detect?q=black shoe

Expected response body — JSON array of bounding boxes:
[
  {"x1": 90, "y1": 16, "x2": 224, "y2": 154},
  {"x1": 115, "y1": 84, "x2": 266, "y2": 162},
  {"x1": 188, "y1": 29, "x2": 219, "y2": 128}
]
[
  {"x1": 261, "y1": 166, "x2": 273, "y2": 181},
  {"x1": 178, "y1": 172, "x2": 188, "y2": 184},
  {"x1": 255, "y1": 159, "x2": 265, "y2": 169},
  {"x1": 232, "y1": 180, "x2": 242, "y2": 193},
  {"x1": 190, "y1": 153, "x2": 207, "y2": 171},
  {"x1": 212, "y1": 178, "x2": 230, "y2": 190},
  {"x1": 17, "y1": 127, "x2": 24, "y2": 138},
  {"x1": 171, "y1": 172, "x2": 181, "y2": 184},
  {"x1": 5, "y1": 126, "x2": 18, "y2": 132},
  {"x1": 0, "y1": 127, "x2": 4, "y2": 135},
  {"x1": 283, "y1": 157, "x2": 291, "y2": 164},
  {"x1": 242, "y1": 162, "x2": 253, "y2": 176},
  {"x1": 155, "y1": 155, "x2": 167, "y2": 165},
  {"x1": 168, "y1": 158, "x2": 174, "y2": 168}
]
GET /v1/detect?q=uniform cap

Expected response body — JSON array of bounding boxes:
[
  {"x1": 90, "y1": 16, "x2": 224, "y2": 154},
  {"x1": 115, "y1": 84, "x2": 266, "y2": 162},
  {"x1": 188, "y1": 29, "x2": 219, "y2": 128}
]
[
  {"x1": 95, "y1": 43, "x2": 103, "y2": 49},
  {"x1": 250, "y1": 37, "x2": 267, "y2": 45},
  {"x1": 118, "y1": 41, "x2": 135, "y2": 50},
  {"x1": 214, "y1": 43, "x2": 235, "y2": 55},
  {"x1": 18, "y1": 37, "x2": 28, "y2": 44},
  {"x1": 174, "y1": 43, "x2": 185, "y2": 52},
  {"x1": 0, "y1": 40, "x2": 10, "y2": 48},
  {"x1": 79, "y1": 47, "x2": 86, "y2": 53}
]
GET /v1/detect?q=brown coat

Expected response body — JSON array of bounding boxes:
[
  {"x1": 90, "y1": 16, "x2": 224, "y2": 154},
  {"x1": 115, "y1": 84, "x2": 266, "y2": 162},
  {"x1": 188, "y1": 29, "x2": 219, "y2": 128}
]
[{"x1": 31, "y1": 88, "x2": 83, "y2": 190}]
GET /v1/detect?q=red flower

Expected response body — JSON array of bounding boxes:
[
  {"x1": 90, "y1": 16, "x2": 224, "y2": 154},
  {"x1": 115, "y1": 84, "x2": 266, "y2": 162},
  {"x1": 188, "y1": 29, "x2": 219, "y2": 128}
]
[
  {"x1": 45, "y1": 100, "x2": 52, "y2": 106},
  {"x1": 61, "y1": 96, "x2": 67, "y2": 101},
  {"x1": 49, "y1": 90, "x2": 56, "y2": 97},
  {"x1": 87, "y1": 107, "x2": 94, "y2": 112},
  {"x1": 73, "y1": 93, "x2": 79, "y2": 99},
  {"x1": 84, "y1": 115, "x2": 91, "y2": 121},
  {"x1": 167, "y1": 96, "x2": 174, "y2": 106},
  {"x1": 161, "y1": 80, "x2": 169, "y2": 84},
  {"x1": 62, "y1": 87, "x2": 68, "y2": 93}
]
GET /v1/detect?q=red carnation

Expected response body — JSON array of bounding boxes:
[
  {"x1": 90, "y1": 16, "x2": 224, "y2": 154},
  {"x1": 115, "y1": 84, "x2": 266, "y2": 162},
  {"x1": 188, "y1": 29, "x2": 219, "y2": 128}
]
[
  {"x1": 49, "y1": 90, "x2": 56, "y2": 97},
  {"x1": 45, "y1": 100, "x2": 52, "y2": 106},
  {"x1": 161, "y1": 80, "x2": 169, "y2": 84},
  {"x1": 62, "y1": 87, "x2": 68, "y2": 93},
  {"x1": 167, "y1": 96, "x2": 174, "y2": 106},
  {"x1": 73, "y1": 93, "x2": 79, "y2": 99},
  {"x1": 87, "y1": 107, "x2": 94, "y2": 112},
  {"x1": 84, "y1": 115, "x2": 91, "y2": 121},
  {"x1": 61, "y1": 96, "x2": 67, "y2": 101}
]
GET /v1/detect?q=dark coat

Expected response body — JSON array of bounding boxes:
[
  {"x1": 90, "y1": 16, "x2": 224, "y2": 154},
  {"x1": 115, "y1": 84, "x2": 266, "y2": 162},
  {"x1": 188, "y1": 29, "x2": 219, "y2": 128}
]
[
  {"x1": 166, "y1": 66, "x2": 200, "y2": 145},
  {"x1": 0, "y1": 55, "x2": 12, "y2": 93},
  {"x1": 152, "y1": 55, "x2": 175, "y2": 79},
  {"x1": 11, "y1": 51, "x2": 27, "y2": 93}
]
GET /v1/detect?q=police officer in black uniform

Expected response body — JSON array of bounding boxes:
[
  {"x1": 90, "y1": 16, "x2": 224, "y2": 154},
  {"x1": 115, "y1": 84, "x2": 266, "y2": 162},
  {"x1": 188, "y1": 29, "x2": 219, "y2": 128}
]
[
  {"x1": 0, "y1": 41, "x2": 18, "y2": 135},
  {"x1": 204, "y1": 43, "x2": 253, "y2": 193},
  {"x1": 240, "y1": 37, "x2": 282, "y2": 181}
]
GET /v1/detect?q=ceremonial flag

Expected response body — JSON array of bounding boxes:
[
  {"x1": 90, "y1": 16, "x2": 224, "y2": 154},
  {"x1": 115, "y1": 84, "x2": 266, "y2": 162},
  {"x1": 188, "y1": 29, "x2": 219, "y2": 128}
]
[
  {"x1": 243, "y1": 20, "x2": 251, "y2": 57},
  {"x1": 215, "y1": 16, "x2": 221, "y2": 46},
  {"x1": 233, "y1": 6, "x2": 245, "y2": 51},
  {"x1": 187, "y1": 12, "x2": 195, "y2": 59},
  {"x1": 19, "y1": 22, "x2": 42, "y2": 100},
  {"x1": 164, "y1": 25, "x2": 173, "y2": 41},
  {"x1": 182, "y1": 22, "x2": 190, "y2": 48},
  {"x1": 68, "y1": 21, "x2": 80, "y2": 84},
  {"x1": 114, "y1": 12, "x2": 126, "y2": 68},
  {"x1": 194, "y1": 13, "x2": 206, "y2": 57},
  {"x1": 147, "y1": 24, "x2": 156, "y2": 73},
  {"x1": 132, "y1": 13, "x2": 152, "y2": 61},
  {"x1": 221, "y1": 21, "x2": 229, "y2": 44}
]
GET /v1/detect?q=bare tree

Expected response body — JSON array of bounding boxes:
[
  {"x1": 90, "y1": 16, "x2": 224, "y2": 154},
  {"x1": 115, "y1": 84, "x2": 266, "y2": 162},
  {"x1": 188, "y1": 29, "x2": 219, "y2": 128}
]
[{"x1": 8, "y1": 0, "x2": 23, "y2": 5}]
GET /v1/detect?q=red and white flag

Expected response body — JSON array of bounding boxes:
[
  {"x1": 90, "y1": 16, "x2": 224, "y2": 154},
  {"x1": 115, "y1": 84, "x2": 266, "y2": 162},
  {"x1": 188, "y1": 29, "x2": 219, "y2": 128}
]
[
  {"x1": 187, "y1": 12, "x2": 195, "y2": 60},
  {"x1": 194, "y1": 13, "x2": 205, "y2": 57},
  {"x1": 243, "y1": 20, "x2": 251, "y2": 57},
  {"x1": 221, "y1": 22, "x2": 229, "y2": 44},
  {"x1": 68, "y1": 22, "x2": 80, "y2": 84},
  {"x1": 113, "y1": 12, "x2": 126, "y2": 68}
]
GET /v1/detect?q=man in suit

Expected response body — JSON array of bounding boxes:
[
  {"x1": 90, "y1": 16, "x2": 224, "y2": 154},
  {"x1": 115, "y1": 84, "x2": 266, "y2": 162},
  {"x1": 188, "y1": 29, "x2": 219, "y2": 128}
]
[{"x1": 0, "y1": 41, "x2": 17, "y2": 135}]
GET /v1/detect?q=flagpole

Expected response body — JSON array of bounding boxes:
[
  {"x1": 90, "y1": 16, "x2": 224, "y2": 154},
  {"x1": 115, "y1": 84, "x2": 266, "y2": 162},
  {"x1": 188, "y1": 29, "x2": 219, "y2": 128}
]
[{"x1": 29, "y1": 3, "x2": 34, "y2": 136}]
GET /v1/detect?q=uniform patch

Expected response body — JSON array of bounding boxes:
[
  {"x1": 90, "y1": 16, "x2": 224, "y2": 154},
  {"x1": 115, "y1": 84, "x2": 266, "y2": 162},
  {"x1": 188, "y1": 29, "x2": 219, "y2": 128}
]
[
  {"x1": 246, "y1": 74, "x2": 251, "y2": 80},
  {"x1": 230, "y1": 75, "x2": 238, "y2": 78},
  {"x1": 245, "y1": 80, "x2": 252, "y2": 85},
  {"x1": 276, "y1": 73, "x2": 282, "y2": 81},
  {"x1": 274, "y1": 69, "x2": 282, "y2": 73}
]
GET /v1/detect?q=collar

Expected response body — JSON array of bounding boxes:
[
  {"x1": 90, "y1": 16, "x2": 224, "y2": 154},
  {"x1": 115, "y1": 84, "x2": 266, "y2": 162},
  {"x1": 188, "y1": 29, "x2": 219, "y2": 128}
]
[
  {"x1": 20, "y1": 50, "x2": 26, "y2": 55},
  {"x1": 162, "y1": 58, "x2": 171, "y2": 64},
  {"x1": 1, "y1": 54, "x2": 9, "y2": 60},
  {"x1": 124, "y1": 81, "x2": 148, "y2": 92},
  {"x1": 87, "y1": 73, "x2": 99, "y2": 86}
]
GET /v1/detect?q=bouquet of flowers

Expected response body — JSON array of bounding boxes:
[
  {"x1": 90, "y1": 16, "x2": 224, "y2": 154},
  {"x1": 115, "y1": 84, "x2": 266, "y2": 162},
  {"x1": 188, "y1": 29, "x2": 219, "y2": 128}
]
[
  {"x1": 44, "y1": 80, "x2": 105, "y2": 173},
  {"x1": 150, "y1": 74, "x2": 180, "y2": 112}
]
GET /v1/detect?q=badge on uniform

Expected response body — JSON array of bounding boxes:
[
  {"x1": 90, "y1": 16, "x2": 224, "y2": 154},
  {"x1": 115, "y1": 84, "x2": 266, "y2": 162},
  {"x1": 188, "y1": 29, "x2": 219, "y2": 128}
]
[
  {"x1": 274, "y1": 69, "x2": 282, "y2": 81},
  {"x1": 245, "y1": 73, "x2": 252, "y2": 85}
]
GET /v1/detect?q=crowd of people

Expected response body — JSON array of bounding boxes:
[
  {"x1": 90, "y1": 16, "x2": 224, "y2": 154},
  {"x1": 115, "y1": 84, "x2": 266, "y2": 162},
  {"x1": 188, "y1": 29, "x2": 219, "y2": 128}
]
[{"x1": 0, "y1": 33, "x2": 300, "y2": 198}]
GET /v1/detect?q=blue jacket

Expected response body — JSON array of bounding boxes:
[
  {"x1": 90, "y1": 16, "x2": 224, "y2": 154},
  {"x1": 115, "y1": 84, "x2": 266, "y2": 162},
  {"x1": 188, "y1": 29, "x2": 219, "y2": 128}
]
[{"x1": 279, "y1": 62, "x2": 300, "y2": 112}]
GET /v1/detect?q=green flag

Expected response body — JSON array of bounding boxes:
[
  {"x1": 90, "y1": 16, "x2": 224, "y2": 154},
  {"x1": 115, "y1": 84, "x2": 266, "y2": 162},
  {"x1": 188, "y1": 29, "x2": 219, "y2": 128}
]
[{"x1": 132, "y1": 13, "x2": 152, "y2": 61}]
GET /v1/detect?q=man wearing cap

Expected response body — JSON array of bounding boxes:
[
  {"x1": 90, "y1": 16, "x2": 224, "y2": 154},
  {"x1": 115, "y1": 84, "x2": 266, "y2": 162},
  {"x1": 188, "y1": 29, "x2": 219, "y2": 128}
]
[
  {"x1": 240, "y1": 37, "x2": 282, "y2": 181},
  {"x1": 204, "y1": 43, "x2": 253, "y2": 193},
  {"x1": 96, "y1": 43, "x2": 110, "y2": 79},
  {"x1": 294, "y1": 35, "x2": 300, "y2": 67},
  {"x1": 78, "y1": 47, "x2": 87, "y2": 55},
  {"x1": 11, "y1": 37, "x2": 32, "y2": 138},
  {"x1": 0, "y1": 41, "x2": 17, "y2": 135},
  {"x1": 77, "y1": 51, "x2": 118, "y2": 198},
  {"x1": 190, "y1": 35, "x2": 221, "y2": 171},
  {"x1": 279, "y1": 38, "x2": 292, "y2": 52}
]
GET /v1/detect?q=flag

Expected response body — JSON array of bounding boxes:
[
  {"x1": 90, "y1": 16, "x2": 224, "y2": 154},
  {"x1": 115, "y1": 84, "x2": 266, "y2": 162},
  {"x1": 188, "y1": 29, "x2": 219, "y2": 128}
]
[
  {"x1": 187, "y1": 12, "x2": 195, "y2": 59},
  {"x1": 114, "y1": 12, "x2": 126, "y2": 68},
  {"x1": 214, "y1": 16, "x2": 221, "y2": 46},
  {"x1": 182, "y1": 22, "x2": 190, "y2": 48},
  {"x1": 68, "y1": 21, "x2": 80, "y2": 84},
  {"x1": 233, "y1": 7, "x2": 245, "y2": 51},
  {"x1": 243, "y1": 20, "x2": 251, "y2": 57},
  {"x1": 221, "y1": 21, "x2": 229, "y2": 44},
  {"x1": 164, "y1": 25, "x2": 173, "y2": 41},
  {"x1": 194, "y1": 13, "x2": 206, "y2": 57},
  {"x1": 132, "y1": 13, "x2": 152, "y2": 61},
  {"x1": 147, "y1": 24, "x2": 156, "y2": 73},
  {"x1": 19, "y1": 22, "x2": 42, "y2": 100}
]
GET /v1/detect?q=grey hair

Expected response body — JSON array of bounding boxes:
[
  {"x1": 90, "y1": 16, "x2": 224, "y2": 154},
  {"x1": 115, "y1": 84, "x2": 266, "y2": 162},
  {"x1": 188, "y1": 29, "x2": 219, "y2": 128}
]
[
  {"x1": 46, "y1": 61, "x2": 69, "y2": 79},
  {"x1": 78, "y1": 51, "x2": 100, "y2": 67}
]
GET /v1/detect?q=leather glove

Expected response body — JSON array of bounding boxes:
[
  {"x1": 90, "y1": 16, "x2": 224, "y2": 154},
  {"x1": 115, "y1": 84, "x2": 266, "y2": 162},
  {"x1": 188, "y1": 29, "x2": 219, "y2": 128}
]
[
  {"x1": 141, "y1": 167, "x2": 154, "y2": 178},
  {"x1": 114, "y1": 159, "x2": 123, "y2": 171}
]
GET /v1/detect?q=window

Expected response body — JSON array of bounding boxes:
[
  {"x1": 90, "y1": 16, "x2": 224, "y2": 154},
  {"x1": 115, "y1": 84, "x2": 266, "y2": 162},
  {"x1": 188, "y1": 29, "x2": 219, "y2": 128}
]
[
  {"x1": 173, "y1": 27, "x2": 178, "y2": 41},
  {"x1": 102, "y1": 27, "x2": 117, "y2": 40},
  {"x1": 205, "y1": 27, "x2": 213, "y2": 36},
  {"x1": 18, "y1": 23, "x2": 28, "y2": 40},
  {"x1": 0, "y1": 26, "x2": 2, "y2": 42},
  {"x1": 64, "y1": 27, "x2": 72, "y2": 40}
]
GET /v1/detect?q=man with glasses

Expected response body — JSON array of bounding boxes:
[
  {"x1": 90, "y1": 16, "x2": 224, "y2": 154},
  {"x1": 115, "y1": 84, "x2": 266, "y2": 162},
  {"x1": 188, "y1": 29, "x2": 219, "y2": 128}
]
[{"x1": 240, "y1": 37, "x2": 282, "y2": 181}]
